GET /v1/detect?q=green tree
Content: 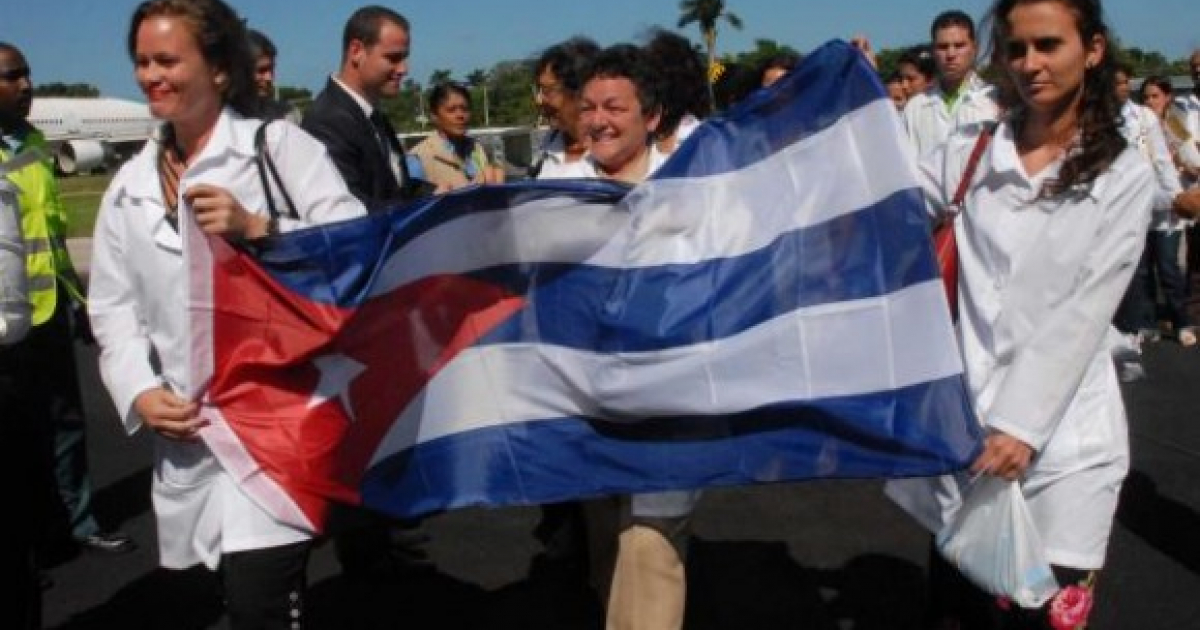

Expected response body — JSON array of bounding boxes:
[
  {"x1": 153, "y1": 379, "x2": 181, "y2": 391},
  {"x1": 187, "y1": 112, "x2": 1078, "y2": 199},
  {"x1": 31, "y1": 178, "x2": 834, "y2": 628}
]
[
  {"x1": 428, "y1": 69, "x2": 453, "y2": 86},
  {"x1": 677, "y1": 0, "x2": 743, "y2": 74},
  {"x1": 730, "y1": 38, "x2": 800, "y2": 74}
]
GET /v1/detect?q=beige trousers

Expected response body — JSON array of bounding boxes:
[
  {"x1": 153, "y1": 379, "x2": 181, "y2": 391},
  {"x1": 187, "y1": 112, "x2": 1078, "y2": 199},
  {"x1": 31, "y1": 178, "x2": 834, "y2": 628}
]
[{"x1": 584, "y1": 497, "x2": 692, "y2": 630}]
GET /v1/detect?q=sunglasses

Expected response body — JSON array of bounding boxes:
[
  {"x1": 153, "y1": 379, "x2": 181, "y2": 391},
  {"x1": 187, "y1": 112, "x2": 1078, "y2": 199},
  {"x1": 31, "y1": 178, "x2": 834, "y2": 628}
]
[{"x1": 0, "y1": 66, "x2": 30, "y2": 82}]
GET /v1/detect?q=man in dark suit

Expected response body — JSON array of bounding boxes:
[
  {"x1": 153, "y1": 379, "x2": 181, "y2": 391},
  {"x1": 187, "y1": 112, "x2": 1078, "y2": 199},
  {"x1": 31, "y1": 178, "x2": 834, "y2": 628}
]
[
  {"x1": 303, "y1": 6, "x2": 428, "y2": 212},
  {"x1": 302, "y1": 6, "x2": 433, "y2": 580}
]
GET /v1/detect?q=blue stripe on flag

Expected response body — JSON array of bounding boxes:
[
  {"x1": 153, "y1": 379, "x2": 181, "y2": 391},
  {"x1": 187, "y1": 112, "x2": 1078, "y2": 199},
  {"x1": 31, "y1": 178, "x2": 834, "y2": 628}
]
[
  {"x1": 247, "y1": 180, "x2": 630, "y2": 307},
  {"x1": 360, "y1": 375, "x2": 981, "y2": 518},
  {"x1": 469, "y1": 188, "x2": 936, "y2": 352}
]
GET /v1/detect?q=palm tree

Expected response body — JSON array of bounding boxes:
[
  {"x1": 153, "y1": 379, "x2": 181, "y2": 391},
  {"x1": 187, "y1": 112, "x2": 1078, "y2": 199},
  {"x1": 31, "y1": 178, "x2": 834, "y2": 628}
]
[{"x1": 677, "y1": 0, "x2": 743, "y2": 72}]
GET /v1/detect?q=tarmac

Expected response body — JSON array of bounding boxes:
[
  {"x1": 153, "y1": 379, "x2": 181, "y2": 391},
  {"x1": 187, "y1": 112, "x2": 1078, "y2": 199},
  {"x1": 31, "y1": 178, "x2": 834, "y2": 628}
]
[{"x1": 39, "y1": 241, "x2": 1200, "y2": 628}]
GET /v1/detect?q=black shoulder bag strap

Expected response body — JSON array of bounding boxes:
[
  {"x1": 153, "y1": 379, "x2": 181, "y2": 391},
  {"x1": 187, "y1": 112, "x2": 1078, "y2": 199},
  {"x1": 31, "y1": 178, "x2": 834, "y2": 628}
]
[{"x1": 254, "y1": 121, "x2": 299, "y2": 219}]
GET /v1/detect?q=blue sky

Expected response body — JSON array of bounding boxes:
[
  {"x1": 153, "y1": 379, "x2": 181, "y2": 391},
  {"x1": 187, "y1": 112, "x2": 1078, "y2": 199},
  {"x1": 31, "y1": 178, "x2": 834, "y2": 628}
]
[{"x1": 8, "y1": 0, "x2": 1199, "y2": 101}]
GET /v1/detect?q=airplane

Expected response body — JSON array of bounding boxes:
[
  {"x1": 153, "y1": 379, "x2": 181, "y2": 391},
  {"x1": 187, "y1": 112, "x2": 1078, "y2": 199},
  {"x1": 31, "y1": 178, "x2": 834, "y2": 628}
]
[{"x1": 29, "y1": 97, "x2": 157, "y2": 175}]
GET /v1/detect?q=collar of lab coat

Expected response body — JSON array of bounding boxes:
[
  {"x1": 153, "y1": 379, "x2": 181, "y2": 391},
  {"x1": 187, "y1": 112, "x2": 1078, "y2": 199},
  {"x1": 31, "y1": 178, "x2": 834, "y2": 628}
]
[
  {"x1": 122, "y1": 108, "x2": 258, "y2": 252},
  {"x1": 985, "y1": 119, "x2": 1106, "y2": 203}
]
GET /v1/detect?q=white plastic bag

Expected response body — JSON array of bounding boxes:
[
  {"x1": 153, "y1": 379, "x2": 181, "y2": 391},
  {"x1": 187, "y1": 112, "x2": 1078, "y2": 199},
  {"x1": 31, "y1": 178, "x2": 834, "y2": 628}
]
[{"x1": 935, "y1": 475, "x2": 1059, "y2": 608}]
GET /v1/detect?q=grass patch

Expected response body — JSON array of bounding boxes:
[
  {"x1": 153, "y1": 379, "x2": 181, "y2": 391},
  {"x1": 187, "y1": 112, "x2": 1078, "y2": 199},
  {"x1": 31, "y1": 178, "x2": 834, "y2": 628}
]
[{"x1": 58, "y1": 173, "x2": 112, "y2": 238}]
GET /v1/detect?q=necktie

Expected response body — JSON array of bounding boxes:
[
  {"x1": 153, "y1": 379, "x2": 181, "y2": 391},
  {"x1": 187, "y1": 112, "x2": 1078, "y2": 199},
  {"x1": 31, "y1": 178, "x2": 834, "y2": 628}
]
[{"x1": 370, "y1": 111, "x2": 406, "y2": 185}]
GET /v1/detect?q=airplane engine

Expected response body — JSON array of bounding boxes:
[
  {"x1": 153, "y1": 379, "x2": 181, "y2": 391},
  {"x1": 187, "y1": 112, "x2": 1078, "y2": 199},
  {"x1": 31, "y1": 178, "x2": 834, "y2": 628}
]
[{"x1": 55, "y1": 140, "x2": 108, "y2": 175}]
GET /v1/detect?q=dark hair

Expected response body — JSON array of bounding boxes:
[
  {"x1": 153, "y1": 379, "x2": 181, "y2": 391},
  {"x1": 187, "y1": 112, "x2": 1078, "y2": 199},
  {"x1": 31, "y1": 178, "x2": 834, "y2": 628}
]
[
  {"x1": 583, "y1": 44, "x2": 664, "y2": 118},
  {"x1": 931, "y1": 10, "x2": 977, "y2": 41},
  {"x1": 342, "y1": 5, "x2": 409, "y2": 54},
  {"x1": 0, "y1": 42, "x2": 20, "y2": 58},
  {"x1": 885, "y1": 71, "x2": 905, "y2": 85},
  {"x1": 534, "y1": 36, "x2": 600, "y2": 94},
  {"x1": 756, "y1": 51, "x2": 802, "y2": 84},
  {"x1": 1139, "y1": 75, "x2": 1174, "y2": 99},
  {"x1": 1114, "y1": 61, "x2": 1133, "y2": 77},
  {"x1": 127, "y1": 0, "x2": 257, "y2": 116},
  {"x1": 987, "y1": 0, "x2": 1125, "y2": 197},
  {"x1": 247, "y1": 28, "x2": 276, "y2": 60},
  {"x1": 428, "y1": 81, "x2": 471, "y2": 113},
  {"x1": 898, "y1": 45, "x2": 937, "y2": 80},
  {"x1": 711, "y1": 61, "x2": 758, "y2": 111},
  {"x1": 642, "y1": 29, "x2": 711, "y2": 139}
]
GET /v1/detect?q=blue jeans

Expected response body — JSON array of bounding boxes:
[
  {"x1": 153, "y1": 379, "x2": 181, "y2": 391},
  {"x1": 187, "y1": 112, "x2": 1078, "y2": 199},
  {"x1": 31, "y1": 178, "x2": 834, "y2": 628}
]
[{"x1": 1116, "y1": 231, "x2": 1189, "y2": 333}]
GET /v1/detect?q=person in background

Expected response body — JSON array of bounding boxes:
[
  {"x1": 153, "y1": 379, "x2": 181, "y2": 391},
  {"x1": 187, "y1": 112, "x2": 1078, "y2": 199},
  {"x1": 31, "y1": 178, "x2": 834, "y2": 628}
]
[
  {"x1": 1141, "y1": 75, "x2": 1200, "y2": 182},
  {"x1": 886, "y1": 71, "x2": 908, "y2": 111},
  {"x1": 247, "y1": 28, "x2": 299, "y2": 123},
  {"x1": 88, "y1": 1, "x2": 365, "y2": 626},
  {"x1": 524, "y1": 35, "x2": 600, "y2": 582},
  {"x1": 529, "y1": 36, "x2": 599, "y2": 179},
  {"x1": 302, "y1": 5, "x2": 436, "y2": 581},
  {"x1": 1174, "y1": 51, "x2": 1200, "y2": 324},
  {"x1": 0, "y1": 41, "x2": 135, "y2": 564},
  {"x1": 1112, "y1": 64, "x2": 1191, "y2": 347},
  {"x1": 901, "y1": 10, "x2": 1000, "y2": 157},
  {"x1": 757, "y1": 50, "x2": 802, "y2": 88},
  {"x1": 643, "y1": 28, "x2": 711, "y2": 156},
  {"x1": 896, "y1": 44, "x2": 936, "y2": 98},
  {"x1": 303, "y1": 6, "x2": 432, "y2": 212},
  {"x1": 0, "y1": 175, "x2": 36, "y2": 630},
  {"x1": 411, "y1": 82, "x2": 504, "y2": 190}
]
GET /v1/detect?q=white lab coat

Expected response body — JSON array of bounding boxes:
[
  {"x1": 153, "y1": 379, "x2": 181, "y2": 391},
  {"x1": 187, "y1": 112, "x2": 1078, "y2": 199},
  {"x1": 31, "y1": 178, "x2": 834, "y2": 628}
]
[
  {"x1": 902, "y1": 73, "x2": 1000, "y2": 160},
  {"x1": 1120, "y1": 100, "x2": 1184, "y2": 230},
  {"x1": 88, "y1": 108, "x2": 365, "y2": 569},
  {"x1": 888, "y1": 121, "x2": 1155, "y2": 569}
]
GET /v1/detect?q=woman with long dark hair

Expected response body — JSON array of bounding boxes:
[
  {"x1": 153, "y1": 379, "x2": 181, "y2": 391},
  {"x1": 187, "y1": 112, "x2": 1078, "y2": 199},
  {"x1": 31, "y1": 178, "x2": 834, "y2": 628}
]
[
  {"x1": 88, "y1": 1, "x2": 364, "y2": 626},
  {"x1": 895, "y1": 0, "x2": 1156, "y2": 627}
]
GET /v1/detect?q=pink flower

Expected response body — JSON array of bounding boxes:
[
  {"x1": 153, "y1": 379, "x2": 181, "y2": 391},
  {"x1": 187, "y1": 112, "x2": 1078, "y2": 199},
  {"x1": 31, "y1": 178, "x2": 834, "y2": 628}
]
[{"x1": 1048, "y1": 584, "x2": 1094, "y2": 630}]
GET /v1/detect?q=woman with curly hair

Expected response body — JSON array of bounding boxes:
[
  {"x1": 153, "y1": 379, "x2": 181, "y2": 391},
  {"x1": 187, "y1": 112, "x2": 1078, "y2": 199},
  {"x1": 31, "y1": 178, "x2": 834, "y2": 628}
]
[{"x1": 892, "y1": 0, "x2": 1177, "y2": 627}]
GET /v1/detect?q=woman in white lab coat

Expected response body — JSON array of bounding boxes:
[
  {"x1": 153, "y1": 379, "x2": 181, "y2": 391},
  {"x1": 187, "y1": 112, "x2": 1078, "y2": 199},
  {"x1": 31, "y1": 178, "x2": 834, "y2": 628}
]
[
  {"x1": 897, "y1": 0, "x2": 1156, "y2": 627},
  {"x1": 87, "y1": 1, "x2": 363, "y2": 627}
]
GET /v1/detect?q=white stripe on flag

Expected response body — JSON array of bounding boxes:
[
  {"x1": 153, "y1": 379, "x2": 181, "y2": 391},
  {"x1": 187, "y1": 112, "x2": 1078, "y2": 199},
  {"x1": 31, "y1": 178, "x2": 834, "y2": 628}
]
[
  {"x1": 369, "y1": 279, "x2": 960, "y2": 464},
  {"x1": 369, "y1": 98, "x2": 917, "y2": 294}
]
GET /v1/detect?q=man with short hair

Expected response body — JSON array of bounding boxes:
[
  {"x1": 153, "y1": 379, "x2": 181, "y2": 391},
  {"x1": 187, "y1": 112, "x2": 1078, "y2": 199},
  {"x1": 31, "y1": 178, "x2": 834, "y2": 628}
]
[
  {"x1": 0, "y1": 42, "x2": 133, "y2": 562},
  {"x1": 901, "y1": 10, "x2": 999, "y2": 158},
  {"x1": 301, "y1": 8, "x2": 432, "y2": 580},
  {"x1": 303, "y1": 6, "x2": 427, "y2": 212}
]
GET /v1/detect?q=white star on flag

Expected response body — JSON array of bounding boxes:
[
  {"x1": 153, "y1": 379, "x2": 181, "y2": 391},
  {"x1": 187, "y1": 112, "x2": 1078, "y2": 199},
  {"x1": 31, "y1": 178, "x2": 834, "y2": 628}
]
[{"x1": 308, "y1": 354, "x2": 366, "y2": 422}]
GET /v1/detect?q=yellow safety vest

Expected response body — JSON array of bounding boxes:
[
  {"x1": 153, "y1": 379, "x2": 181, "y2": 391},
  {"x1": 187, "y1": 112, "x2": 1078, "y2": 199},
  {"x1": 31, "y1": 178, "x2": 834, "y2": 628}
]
[{"x1": 0, "y1": 129, "x2": 80, "y2": 326}]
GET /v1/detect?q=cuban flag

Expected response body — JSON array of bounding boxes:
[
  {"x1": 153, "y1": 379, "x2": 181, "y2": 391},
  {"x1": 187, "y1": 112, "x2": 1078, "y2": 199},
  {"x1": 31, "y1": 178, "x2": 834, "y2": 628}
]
[{"x1": 186, "y1": 40, "x2": 981, "y2": 533}]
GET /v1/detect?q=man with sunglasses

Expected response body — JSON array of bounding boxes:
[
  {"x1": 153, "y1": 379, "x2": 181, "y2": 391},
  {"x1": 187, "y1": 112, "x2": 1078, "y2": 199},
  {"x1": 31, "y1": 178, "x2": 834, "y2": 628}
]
[{"x1": 0, "y1": 43, "x2": 134, "y2": 569}]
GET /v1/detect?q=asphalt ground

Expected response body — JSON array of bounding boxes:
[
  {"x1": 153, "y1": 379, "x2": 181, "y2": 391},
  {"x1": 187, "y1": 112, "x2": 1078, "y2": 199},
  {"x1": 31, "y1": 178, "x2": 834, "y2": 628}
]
[{"x1": 39, "y1": 261, "x2": 1200, "y2": 628}]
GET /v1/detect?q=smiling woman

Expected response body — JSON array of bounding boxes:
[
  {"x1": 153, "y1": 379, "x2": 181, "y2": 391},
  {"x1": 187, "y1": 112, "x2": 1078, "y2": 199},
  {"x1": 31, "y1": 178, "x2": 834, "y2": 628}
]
[{"x1": 88, "y1": 1, "x2": 366, "y2": 628}]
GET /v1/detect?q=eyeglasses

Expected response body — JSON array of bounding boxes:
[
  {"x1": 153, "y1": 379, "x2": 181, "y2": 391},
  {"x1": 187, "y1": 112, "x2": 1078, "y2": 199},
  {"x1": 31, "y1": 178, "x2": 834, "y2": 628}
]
[
  {"x1": 533, "y1": 83, "x2": 566, "y2": 98},
  {"x1": 0, "y1": 66, "x2": 30, "y2": 82}
]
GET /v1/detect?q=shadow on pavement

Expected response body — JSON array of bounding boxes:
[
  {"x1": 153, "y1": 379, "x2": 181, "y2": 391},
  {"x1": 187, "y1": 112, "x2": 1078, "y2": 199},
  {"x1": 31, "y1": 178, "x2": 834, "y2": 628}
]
[
  {"x1": 1116, "y1": 469, "x2": 1200, "y2": 576},
  {"x1": 51, "y1": 566, "x2": 224, "y2": 630},
  {"x1": 686, "y1": 539, "x2": 925, "y2": 630}
]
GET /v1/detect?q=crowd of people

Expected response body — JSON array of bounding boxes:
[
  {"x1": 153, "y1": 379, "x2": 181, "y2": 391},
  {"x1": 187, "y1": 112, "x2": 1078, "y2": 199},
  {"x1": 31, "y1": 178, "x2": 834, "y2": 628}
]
[{"x1": 4, "y1": 0, "x2": 1200, "y2": 628}]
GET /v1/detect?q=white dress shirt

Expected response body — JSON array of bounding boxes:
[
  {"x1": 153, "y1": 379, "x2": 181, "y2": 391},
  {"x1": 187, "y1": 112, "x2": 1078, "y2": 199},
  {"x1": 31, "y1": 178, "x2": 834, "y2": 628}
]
[
  {"x1": 88, "y1": 108, "x2": 365, "y2": 569},
  {"x1": 890, "y1": 121, "x2": 1155, "y2": 569},
  {"x1": 902, "y1": 72, "x2": 1001, "y2": 159}
]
